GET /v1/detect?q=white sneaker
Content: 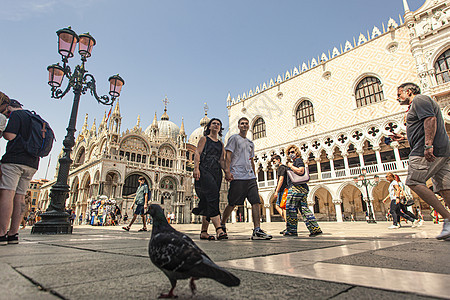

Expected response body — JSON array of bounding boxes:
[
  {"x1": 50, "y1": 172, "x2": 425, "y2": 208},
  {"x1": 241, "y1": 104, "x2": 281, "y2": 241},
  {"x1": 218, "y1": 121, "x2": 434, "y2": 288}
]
[
  {"x1": 436, "y1": 219, "x2": 450, "y2": 240},
  {"x1": 388, "y1": 224, "x2": 400, "y2": 229},
  {"x1": 418, "y1": 219, "x2": 424, "y2": 227},
  {"x1": 412, "y1": 219, "x2": 423, "y2": 228}
]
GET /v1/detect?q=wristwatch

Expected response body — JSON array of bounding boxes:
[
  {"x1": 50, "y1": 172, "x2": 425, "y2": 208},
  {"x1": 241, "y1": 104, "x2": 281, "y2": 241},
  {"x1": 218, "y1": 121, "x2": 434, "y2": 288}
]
[{"x1": 424, "y1": 145, "x2": 434, "y2": 150}]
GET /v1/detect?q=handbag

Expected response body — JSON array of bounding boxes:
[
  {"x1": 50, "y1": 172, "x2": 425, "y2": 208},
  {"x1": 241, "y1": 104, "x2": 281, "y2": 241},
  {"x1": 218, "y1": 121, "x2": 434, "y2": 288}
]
[
  {"x1": 398, "y1": 184, "x2": 414, "y2": 206},
  {"x1": 287, "y1": 165, "x2": 310, "y2": 184}
]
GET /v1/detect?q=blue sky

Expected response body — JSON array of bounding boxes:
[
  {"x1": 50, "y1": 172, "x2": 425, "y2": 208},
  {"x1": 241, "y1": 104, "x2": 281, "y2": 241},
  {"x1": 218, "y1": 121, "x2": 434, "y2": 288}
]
[{"x1": 0, "y1": 0, "x2": 425, "y2": 180}]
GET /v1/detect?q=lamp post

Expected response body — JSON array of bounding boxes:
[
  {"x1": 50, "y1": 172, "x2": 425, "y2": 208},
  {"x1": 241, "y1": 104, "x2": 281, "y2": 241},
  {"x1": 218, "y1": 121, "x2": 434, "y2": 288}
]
[
  {"x1": 32, "y1": 27, "x2": 124, "y2": 234},
  {"x1": 353, "y1": 168, "x2": 379, "y2": 224}
]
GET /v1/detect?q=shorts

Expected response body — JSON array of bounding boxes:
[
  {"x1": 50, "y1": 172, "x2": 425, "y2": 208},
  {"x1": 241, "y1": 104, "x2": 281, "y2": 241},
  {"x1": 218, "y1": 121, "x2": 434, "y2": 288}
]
[
  {"x1": 134, "y1": 204, "x2": 145, "y2": 215},
  {"x1": 276, "y1": 191, "x2": 283, "y2": 206},
  {"x1": 228, "y1": 179, "x2": 260, "y2": 206},
  {"x1": 406, "y1": 156, "x2": 450, "y2": 192},
  {"x1": 0, "y1": 163, "x2": 37, "y2": 195}
]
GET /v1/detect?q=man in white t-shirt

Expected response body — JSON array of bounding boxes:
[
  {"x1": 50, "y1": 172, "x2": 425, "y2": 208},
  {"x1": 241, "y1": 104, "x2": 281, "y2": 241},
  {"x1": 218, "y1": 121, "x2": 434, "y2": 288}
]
[{"x1": 221, "y1": 117, "x2": 272, "y2": 240}]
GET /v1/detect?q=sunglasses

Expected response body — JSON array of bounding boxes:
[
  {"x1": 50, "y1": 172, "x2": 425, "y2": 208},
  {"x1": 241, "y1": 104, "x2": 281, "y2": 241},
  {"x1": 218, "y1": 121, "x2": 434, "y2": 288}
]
[{"x1": 288, "y1": 150, "x2": 295, "y2": 154}]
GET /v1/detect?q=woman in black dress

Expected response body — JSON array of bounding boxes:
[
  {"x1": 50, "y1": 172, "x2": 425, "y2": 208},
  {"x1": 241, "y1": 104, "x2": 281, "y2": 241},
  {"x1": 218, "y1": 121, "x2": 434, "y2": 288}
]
[{"x1": 193, "y1": 118, "x2": 227, "y2": 240}]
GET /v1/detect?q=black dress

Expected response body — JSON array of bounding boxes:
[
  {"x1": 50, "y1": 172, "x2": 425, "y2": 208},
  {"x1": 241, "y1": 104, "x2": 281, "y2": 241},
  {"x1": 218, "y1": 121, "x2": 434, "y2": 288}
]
[{"x1": 193, "y1": 137, "x2": 223, "y2": 218}]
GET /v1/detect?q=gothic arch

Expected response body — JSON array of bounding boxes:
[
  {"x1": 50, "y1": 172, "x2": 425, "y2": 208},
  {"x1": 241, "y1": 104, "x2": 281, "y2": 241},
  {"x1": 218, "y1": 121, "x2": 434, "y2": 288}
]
[
  {"x1": 74, "y1": 146, "x2": 86, "y2": 165},
  {"x1": 307, "y1": 184, "x2": 335, "y2": 204},
  {"x1": 430, "y1": 42, "x2": 450, "y2": 71},
  {"x1": 119, "y1": 135, "x2": 150, "y2": 153},
  {"x1": 351, "y1": 72, "x2": 384, "y2": 96},
  {"x1": 293, "y1": 98, "x2": 315, "y2": 126}
]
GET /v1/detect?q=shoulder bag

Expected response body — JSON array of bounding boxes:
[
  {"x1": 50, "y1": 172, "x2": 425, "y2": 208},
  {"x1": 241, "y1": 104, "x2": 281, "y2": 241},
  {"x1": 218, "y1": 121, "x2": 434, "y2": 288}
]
[
  {"x1": 398, "y1": 184, "x2": 415, "y2": 206},
  {"x1": 287, "y1": 165, "x2": 310, "y2": 184}
]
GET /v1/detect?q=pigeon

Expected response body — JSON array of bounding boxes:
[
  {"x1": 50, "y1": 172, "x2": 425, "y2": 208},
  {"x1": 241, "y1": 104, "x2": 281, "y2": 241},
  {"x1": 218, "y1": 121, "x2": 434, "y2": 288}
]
[{"x1": 146, "y1": 204, "x2": 240, "y2": 298}]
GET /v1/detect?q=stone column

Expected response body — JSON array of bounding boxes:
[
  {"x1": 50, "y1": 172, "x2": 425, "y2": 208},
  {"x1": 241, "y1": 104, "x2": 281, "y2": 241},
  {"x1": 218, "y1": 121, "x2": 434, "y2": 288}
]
[
  {"x1": 333, "y1": 199, "x2": 343, "y2": 222},
  {"x1": 265, "y1": 203, "x2": 271, "y2": 223},
  {"x1": 316, "y1": 158, "x2": 322, "y2": 180},
  {"x1": 231, "y1": 209, "x2": 237, "y2": 223},
  {"x1": 329, "y1": 154, "x2": 336, "y2": 178},
  {"x1": 263, "y1": 166, "x2": 268, "y2": 183},
  {"x1": 391, "y1": 142, "x2": 402, "y2": 170},
  {"x1": 357, "y1": 149, "x2": 365, "y2": 168},
  {"x1": 373, "y1": 146, "x2": 383, "y2": 173},
  {"x1": 343, "y1": 153, "x2": 350, "y2": 177}
]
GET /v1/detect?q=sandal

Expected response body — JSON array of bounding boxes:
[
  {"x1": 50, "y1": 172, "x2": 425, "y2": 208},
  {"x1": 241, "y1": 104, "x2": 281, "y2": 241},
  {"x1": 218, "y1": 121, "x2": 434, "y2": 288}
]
[
  {"x1": 216, "y1": 227, "x2": 228, "y2": 240},
  {"x1": 200, "y1": 230, "x2": 215, "y2": 240},
  {"x1": 122, "y1": 226, "x2": 130, "y2": 231},
  {"x1": 138, "y1": 228, "x2": 147, "y2": 232}
]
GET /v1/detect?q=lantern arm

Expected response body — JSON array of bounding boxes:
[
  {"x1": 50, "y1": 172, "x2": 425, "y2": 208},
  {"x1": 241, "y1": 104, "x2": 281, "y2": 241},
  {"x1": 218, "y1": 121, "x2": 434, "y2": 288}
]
[
  {"x1": 84, "y1": 73, "x2": 115, "y2": 106},
  {"x1": 50, "y1": 80, "x2": 72, "y2": 99}
]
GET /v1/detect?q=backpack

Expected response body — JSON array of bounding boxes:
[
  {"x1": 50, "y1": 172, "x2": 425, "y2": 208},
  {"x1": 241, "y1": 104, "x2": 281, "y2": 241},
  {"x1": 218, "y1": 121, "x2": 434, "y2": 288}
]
[{"x1": 23, "y1": 110, "x2": 55, "y2": 158}]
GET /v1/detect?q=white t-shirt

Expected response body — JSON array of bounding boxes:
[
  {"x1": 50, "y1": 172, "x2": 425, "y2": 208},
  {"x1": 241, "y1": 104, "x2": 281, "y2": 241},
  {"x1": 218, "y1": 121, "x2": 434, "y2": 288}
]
[
  {"x1": 225, "y1": 134, "x2": 256, "y2": 180},
  {"x1": 388, "y1": 180, "x2": 399, "y2": 201}
]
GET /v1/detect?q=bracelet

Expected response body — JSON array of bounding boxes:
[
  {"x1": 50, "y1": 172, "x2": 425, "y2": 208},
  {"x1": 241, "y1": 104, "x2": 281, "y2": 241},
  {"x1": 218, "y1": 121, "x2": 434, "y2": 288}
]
[{"x1": 424, "y1": 145, "x2": 434, "y2": 150}]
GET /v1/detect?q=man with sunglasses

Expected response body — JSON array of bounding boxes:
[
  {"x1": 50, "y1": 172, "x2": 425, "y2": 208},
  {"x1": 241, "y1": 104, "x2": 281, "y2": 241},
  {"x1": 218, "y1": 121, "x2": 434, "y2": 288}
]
[
  {"x1": 392, "y1": 82, "x2": 450, "y2": 241},
  {"x1": 221, "y1": 117, "x2": 272, "y2": 240}
]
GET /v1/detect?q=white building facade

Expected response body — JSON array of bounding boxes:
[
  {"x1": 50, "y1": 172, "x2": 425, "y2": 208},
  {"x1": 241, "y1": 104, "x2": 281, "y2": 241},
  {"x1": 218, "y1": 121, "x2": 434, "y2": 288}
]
[{"x1": 225, "y1": 0, "x2": 450, "y2": 222}]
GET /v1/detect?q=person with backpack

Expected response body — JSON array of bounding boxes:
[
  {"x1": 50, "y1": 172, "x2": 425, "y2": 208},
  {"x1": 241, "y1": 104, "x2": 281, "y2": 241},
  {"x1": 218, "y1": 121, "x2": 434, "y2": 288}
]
[{"x1": 0, "y1": 99, "x2": 44, "y2": 245}]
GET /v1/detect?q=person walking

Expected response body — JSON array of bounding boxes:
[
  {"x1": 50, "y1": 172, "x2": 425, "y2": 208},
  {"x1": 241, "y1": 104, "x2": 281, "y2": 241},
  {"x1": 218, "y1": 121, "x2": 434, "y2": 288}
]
[
  {"x1": 392, "y1": 82, "x2": 450, "y2": 240},
  {"x1": 271, "y1": 155, "x2": 287, "y2": 233},
  {"x1": 221, "y1": 117, "x2": 272, "y2": 240},
  {"x1": 192, "y1": 118, "x2": 227, "y2": 240},
  {"x1": 0, "y1": 99, "x2": 40, "y2": 245},
  {"x1": 394, "y1": 174, "x2": 423, "y2": 227},
  {"x1": 0, "y1": 91, "x2": 9, "y2": 138},
  {"x1": 122, "y1": 176, "x2": 149, "y2": 232},
  {"x1": 383, "y1": 172, "x2": 416, "y2": 229},
  {"x1": 284, "y1": 145, "x2": 322, "y2": 237}
]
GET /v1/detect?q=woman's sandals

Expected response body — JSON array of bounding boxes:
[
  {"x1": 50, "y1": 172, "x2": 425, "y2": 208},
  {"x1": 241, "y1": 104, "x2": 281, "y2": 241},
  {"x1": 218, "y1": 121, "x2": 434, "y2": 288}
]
[
  {"x1": 200, "y1": 230, "x2": 215, "y2": 240},
  {"x1": 216, "y1": 226, "x2": 228, "y2": 240}
]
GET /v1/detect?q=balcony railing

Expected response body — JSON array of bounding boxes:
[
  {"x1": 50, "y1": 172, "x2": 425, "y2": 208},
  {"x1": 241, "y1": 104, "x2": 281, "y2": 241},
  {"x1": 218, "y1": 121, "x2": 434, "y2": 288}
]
[{"x1": 260, "y1": 159, "x2": 409, "y2": 189}]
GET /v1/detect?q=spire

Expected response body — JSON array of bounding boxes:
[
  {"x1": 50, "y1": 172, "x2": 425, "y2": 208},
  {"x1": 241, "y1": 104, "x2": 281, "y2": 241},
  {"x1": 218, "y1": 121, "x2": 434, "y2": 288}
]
[
  {"x1": 200, "y1": 102, "x2": 210, "y2": 127},
  {"x1": 403, "y1": 0, "x2": 410, "y2": 13},
  {"x1": 81, "y1": 113, "x2": 89, "y2": 134},
  {"x1": 179, "y1": 117, "x2": 185, "y2": 135},
  {"x1": 100, "y1": 110, "x2": 107, "y2": 126},
  {"x1": 112, "y1": 99, "x2": 120, "y2": 116},
  {"x1": 161, "y1": 96, "x2": 169, "y2": 120},
  {"x1": 91, "y1": 118, "x2": 97, "y2": 134},
  {"x1": 151, "y1": 112, "x2": 158, "y2": 128},
  {"x1": 136, "y1": 115, "x2": 141, "y2": 128}
]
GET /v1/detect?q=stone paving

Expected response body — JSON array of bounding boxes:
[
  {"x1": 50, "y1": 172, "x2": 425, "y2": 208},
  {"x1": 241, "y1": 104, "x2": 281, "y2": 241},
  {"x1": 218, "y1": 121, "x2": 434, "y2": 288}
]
[{"x1": 0, "y1": 221, "x2": 449, "y2": 299}]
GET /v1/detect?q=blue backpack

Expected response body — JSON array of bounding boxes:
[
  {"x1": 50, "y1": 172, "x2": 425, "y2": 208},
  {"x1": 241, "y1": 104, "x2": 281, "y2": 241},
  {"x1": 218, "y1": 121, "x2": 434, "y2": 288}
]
[{"x1": 24, "y1": 110, "x2": 55, "y2": 158}]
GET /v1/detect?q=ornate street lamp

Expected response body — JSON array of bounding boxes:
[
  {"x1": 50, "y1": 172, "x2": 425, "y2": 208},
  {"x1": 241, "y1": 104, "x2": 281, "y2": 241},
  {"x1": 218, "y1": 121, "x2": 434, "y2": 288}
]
[
  {"x1": 353, "y1": 168, "x2": 379, "y2": 224},
  {"x1": 32, "y1": 27, "x2": 124, "y2": 234}
]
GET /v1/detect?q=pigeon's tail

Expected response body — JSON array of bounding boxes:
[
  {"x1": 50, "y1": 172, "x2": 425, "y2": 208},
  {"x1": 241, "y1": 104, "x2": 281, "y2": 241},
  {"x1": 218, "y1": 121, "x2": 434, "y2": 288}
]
[
  {"x1": 210, "y1": 267, "x2": 240, "y2": 287},
  {"x1": 193, "y1": 258, "x2": 240, "y2": 287}
]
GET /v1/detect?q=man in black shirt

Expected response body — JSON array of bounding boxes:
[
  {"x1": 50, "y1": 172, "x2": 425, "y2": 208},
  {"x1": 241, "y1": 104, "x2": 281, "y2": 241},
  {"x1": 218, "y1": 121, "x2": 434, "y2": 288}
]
[
  {"x1": 0, "y1": 100, "x2": 39, "y2": 245},
  {"x1": 272, "y1": 155, "x2": 287, "y2": 230}
]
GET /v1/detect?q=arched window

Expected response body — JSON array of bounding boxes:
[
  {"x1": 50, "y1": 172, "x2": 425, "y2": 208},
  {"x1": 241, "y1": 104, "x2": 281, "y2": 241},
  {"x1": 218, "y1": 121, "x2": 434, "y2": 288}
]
[
  {"x1": 296, "y1": 100, "x2": 315, "y2": 126},
  {"x1": 252, "y1": 117, "x2": 266, "y2": 140},
  {"x1": 355, "y1": 77, "x2": 383, "y2": 107},
  {"x1": 435, "y1": 49, "x2": 450, "y2": 84}
]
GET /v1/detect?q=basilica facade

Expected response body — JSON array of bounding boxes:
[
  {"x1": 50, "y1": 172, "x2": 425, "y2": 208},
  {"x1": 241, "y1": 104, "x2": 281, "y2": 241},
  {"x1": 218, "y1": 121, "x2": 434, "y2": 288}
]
[
  {"x1": 225, "y1": 0, "x2": 450, "y2": 222},
  {"x1": 38, "y1": 100, "x2": 213, "y2": 224}
]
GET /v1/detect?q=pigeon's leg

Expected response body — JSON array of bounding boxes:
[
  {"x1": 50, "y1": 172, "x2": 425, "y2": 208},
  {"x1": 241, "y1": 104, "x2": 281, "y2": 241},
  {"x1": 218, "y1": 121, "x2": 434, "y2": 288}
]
[
  {"x1": 159, "y1": 279, "x2": 178, "y2": 298},
  {"x1": 189, "y1": 277, "x2": 198, "y2": 295}
]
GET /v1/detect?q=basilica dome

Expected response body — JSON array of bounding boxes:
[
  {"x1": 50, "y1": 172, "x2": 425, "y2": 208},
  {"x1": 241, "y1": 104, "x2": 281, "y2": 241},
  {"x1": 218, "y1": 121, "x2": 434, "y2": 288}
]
[
  {"x1": 188, "y1": 112, "x2": 210, "y2": 146},
  {"x1": 144, "y1": 109, "x2": 180, "y2": 140}
]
